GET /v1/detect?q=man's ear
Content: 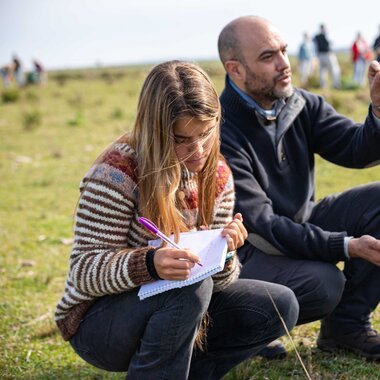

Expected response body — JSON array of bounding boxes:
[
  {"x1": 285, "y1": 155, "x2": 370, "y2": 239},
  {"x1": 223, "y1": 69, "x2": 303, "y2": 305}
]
[{"x1": 225, "y1": 60, "x2": 245, "y2": 83}]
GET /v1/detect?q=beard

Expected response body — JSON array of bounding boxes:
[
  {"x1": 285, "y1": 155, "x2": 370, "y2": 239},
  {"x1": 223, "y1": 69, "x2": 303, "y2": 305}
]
[{"x1": 243, "y1": 65, "x2": 294, "y2": 104}]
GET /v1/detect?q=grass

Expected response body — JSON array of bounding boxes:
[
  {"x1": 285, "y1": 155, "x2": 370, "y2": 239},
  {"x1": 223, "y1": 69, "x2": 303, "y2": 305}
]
[{"x1": 0, "y1": 58, "x2": 379, "y2": 379}]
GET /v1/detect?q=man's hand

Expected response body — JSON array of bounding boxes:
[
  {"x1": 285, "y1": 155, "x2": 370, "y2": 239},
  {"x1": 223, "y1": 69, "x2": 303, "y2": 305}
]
[
  {"x1": 368, "y1": 60, "x2": 380, "y2": 118},
  {"x1": 348, "y1": 235, "x2": 380, "y2": 266}
]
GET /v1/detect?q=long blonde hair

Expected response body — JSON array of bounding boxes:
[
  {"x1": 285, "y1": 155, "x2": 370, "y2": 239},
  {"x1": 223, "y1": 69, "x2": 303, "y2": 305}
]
[{"x1": 121, "y1": 60, "x2": 221, "y2": 239}]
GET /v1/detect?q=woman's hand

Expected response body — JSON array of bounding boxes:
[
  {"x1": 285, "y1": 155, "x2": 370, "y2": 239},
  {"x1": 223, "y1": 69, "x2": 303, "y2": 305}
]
[
  {"x1": 221, "y1": 213, "x2": 248, "y2": 252},
  {"x1": 153, "y1": 247, "x2": 200, "y2": 280}
]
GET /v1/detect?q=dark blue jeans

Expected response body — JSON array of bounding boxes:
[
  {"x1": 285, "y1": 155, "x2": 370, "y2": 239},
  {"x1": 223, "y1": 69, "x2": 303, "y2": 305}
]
[
  {"x1": 70, "y1": 277, "x2": 299, "y2": 379},
  {"x1": 239, "y1": 182, "x2": 380, "y2": 333}
]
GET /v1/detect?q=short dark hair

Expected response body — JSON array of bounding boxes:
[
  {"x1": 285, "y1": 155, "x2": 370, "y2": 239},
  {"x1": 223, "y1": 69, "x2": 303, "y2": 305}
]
[{"x1": 218, "y1": 22, "x2": 243, "y2": 65}]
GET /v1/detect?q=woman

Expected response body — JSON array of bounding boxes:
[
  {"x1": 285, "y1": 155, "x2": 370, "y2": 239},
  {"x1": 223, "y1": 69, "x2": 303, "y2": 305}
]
[
  {"x1": 55, "y1": 61, "x2": 298, "y2": 379},
  {"x1": 351, "y1": 32, "x2": 371, "y2": 87}
]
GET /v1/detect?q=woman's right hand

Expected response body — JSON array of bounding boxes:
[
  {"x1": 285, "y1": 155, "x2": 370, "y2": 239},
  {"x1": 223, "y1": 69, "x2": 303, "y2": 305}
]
[{"x1": 153, "y1": 247, "x2": 201, "y2": 280}]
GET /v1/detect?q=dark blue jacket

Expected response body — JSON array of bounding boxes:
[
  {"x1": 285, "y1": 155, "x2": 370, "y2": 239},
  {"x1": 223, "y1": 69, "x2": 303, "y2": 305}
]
[{"x1": 220, "y1": 78, "x2": 380, "y2": 262}]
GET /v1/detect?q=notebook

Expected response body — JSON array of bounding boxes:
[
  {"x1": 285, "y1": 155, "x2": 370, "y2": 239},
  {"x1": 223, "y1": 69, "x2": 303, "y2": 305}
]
[{"x1": 138, "y1": 228, "x2": 228, "y2": 300}]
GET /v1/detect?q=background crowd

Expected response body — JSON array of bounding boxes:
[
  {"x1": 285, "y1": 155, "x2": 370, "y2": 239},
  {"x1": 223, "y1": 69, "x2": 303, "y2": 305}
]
[
  {"x1": 297, "y1": 24, "x2": 380, "y2": 89},
  {"x1": 1, "y1": 24, "x2": 380, "y2": 91},
  {"x1": 0, "y1": 55, "x2": 46, "y2": 88}
]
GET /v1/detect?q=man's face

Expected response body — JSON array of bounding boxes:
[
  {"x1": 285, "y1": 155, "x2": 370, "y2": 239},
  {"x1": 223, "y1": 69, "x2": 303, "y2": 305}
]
[
  {"x1": 237, "y1": 22, "x2": 293, "y2": 107},
  {"x1": 242, "y1": 56, "x2": 293, "y2": 105}
]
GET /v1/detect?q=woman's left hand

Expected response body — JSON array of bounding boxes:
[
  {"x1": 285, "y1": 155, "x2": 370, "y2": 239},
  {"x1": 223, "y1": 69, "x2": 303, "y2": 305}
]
[{"x1": 221, "y1": 213, "x2": 248, "y2": 252}]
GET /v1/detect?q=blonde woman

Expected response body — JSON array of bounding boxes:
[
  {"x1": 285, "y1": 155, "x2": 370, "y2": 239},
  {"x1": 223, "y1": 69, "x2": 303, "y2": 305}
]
[{"x1": 55, "y1": 60, "x2": 298, "y2": 379}]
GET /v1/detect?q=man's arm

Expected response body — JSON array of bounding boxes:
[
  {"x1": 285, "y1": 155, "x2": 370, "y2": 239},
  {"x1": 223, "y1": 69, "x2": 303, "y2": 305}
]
[{"x1": 309, "y1": 91, "x2": 380, "y2": 169}]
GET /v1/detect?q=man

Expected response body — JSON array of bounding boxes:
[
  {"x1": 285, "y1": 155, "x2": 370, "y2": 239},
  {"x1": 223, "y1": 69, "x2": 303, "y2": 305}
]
[
  {"x1": 297, "y1": 32, "x2": 315, "y2": 87},
  {"x1": 313, "y1": 24, "x2": 341, "y2": 88},
  {"x1": 218, "y1": 15, "x2": 380, "y2": 360}
]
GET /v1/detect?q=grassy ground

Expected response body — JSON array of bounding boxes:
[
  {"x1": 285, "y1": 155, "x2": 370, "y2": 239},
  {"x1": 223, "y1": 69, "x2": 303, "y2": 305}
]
[{"x1": 0, "y1": 59, "x2": 379, "y2": 379}]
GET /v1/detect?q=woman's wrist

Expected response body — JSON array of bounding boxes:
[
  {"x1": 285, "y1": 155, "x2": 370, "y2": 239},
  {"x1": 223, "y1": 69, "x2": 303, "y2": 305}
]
[
  {"x1": 225, "y1": 251, "x2": 235, "y2": 263},
  {"x1": 146, "y1": 248, "x2": 162, "y2": 280}
]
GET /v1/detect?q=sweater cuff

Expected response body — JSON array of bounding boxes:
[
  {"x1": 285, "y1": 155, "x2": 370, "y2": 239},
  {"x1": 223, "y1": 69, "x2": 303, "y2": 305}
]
[
  {"x1": 328, "y1": 233, "x2": 347, "y2": 261},
  {"x1": 126, "y1": 248, "x2": 155, "y2": 284},
  {"x1": 146, "y1": 248, "x2": 162, "y2": 280}
]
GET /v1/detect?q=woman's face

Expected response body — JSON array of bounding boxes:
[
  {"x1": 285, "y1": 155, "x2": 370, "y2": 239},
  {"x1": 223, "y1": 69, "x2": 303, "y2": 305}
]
[{"x1": 173, "y1": 116, "x2": 217, "y2": 173}]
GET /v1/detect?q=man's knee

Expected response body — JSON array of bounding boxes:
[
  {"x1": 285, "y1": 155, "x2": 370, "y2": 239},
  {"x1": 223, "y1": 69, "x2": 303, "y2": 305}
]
[
  {"x1": 313, "y1": 265, "x2": 345, "y2": 314},
  {"x1": 297, "y1": 264, "x2": 345, "y2": 323},
  {"x1": 234, "y1": 281, "x2": 299, "y2": 342}
]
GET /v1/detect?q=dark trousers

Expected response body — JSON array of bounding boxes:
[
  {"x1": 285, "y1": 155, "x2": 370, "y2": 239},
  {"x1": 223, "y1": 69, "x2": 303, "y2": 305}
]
[
  {"x1": 239, "y1": 182, "x2": 380, "y2": 332},
  {"x1": 70, "y1": 277, "x2": 298, "y2": 380}
]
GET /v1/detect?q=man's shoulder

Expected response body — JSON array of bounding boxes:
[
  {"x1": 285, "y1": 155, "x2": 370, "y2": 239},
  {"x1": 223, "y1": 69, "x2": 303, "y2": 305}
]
[
  {"x1": 293, "y1": 88, "x2": 321, "y2": 106},
  {"x1": 288, "y1": 89, "x2": 331, "y2": 123}
]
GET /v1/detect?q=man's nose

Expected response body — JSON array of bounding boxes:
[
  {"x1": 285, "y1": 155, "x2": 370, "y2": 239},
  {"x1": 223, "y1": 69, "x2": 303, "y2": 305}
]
[{"x1": 277, "y1": 52, "x2": 290, "y2": 71}]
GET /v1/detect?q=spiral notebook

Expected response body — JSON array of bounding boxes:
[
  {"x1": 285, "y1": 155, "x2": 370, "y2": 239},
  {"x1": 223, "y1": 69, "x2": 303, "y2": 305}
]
[{"x1": 138, "y1": 228, "x2": 228, "y2": 300}]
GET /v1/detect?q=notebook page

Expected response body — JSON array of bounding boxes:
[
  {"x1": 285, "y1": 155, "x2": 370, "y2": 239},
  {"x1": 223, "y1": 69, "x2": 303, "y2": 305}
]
[{"x1": 138, "y1": 229, "x2": 227, "y2": 300}]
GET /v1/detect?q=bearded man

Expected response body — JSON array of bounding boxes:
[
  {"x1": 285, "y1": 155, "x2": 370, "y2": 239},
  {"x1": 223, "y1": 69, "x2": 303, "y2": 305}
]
[{"x1": 219, "y1": 15, "x2": 380, "y2": 360}]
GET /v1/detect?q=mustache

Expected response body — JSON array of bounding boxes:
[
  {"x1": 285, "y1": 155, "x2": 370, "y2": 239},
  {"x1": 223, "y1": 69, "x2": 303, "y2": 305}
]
[{"x1": 275, "y1": 70, "x2": 292, "y2": 82}]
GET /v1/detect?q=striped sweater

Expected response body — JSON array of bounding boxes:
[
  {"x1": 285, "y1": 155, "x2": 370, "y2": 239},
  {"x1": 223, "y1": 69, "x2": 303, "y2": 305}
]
[{"x1": 55, "y1": 143, "x2": 240, "y2": 340}]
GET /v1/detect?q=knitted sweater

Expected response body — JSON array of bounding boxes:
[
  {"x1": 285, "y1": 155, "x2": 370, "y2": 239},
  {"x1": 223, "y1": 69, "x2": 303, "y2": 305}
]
[
  {"x1": 55, "y1": 143, "x2": 240, "y2": 340},
  {"x1": 220, "y1": 78, "x2": 380, "y2": 262}
]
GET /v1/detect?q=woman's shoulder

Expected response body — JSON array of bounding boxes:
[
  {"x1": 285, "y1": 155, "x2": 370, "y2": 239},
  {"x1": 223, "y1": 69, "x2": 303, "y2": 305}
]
[
  {"x1": 99, "y1": 143, "x2": 137, "y2": 180},
  {"x1": 215, "y1": 158, "x2": 233, "y2": 196},
  {"x1": 216, "y1": 158, "x2": 231, "y2": 177},
  {"x1": 81, "y1": 143, "x2": 138, "y2": 194}
]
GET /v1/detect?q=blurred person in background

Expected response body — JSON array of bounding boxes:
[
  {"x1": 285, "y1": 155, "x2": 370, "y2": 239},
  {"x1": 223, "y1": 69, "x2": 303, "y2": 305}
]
[
  {"x1": 297, "y1": 32, "x2": 316, "y2": 87},
  {"x1": 0, "y1": 64, "x2": 12, "y2": 88},
  {"x1": 313, "y1": 24, "x2": 341, "y2": 88},
  {"x1": 12, "y1": 55, "x2": 24, "y2": 87},
  {"x1": 351, "y1": 32, "x2": 372, "y2": 86},
  {"x1": 33, "y1": 59, "x2": 46, "y2": 84}
]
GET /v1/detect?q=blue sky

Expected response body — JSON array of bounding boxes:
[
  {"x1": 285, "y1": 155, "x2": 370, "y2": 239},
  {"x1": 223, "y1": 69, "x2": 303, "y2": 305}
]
[{"x1": 1, "y1": 0, "x2": 379, "y2": 70}]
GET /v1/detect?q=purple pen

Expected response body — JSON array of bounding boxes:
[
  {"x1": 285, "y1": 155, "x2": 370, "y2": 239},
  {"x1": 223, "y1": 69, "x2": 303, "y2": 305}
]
[{"x1": 138, "y1": 217, "x2": 203, "y2": 266}]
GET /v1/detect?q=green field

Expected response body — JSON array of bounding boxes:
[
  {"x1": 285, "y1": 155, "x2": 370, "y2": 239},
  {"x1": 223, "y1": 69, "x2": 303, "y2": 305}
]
[{"x1": 1, "y1": 58, "x2": 379, "y2": 379}]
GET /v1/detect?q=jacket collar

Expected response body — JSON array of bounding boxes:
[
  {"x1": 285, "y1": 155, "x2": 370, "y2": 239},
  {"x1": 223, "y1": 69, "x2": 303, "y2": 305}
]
[{"x1": 221, "y1": 75, "x2": 306, "y2": 142}]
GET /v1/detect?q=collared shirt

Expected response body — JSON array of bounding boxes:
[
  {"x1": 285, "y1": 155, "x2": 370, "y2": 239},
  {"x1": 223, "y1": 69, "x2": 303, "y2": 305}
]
[
  {"x1": 227, "y1": 76, "x2": 286, "y2": 120},
  {"x1": 227, "y1": 76, "x2": 286, "y2": 145}
]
